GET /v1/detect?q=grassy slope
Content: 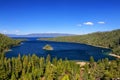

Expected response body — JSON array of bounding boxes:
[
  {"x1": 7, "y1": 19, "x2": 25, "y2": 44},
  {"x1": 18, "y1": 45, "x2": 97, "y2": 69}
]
[{"x1": 41, "y1": 29, "x2": 120, "y2": 55}]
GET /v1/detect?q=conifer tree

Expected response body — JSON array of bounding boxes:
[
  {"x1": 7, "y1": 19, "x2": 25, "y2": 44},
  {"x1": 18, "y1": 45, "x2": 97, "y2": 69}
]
[{"x1": 11, "y1": 73, "x2": 16, "y2": 80}]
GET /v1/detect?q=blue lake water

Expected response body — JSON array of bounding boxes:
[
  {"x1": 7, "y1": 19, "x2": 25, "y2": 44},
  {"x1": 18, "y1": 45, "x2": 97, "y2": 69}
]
[{"x1": 6, "y1": 37, "x2": 116, "y2": 61}]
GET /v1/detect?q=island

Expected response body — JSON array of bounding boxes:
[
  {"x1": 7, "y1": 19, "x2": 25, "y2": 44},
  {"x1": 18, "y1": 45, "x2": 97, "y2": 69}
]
[{"x1": 43, "y1": 44, "x2": 53, "y2": 50}]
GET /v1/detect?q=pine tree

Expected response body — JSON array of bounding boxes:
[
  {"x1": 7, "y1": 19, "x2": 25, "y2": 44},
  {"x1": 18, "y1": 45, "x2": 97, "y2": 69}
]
[
  {"x1": 89, "y1": 56, "x2": 95, "y2": 68},
  {"x1": 11, "y1": 73, "x2": 16, "y2": 80},
  {"x1": 0, "y1": 55, "x2": 8, "y2": 79},
  {"x1": 61, "y1": 74, "x2": 69, "y2": 80}
]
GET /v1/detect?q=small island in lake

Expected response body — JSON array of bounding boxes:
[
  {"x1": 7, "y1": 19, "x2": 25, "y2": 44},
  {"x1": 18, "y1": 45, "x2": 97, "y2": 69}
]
[{"x1": 43, "y1": 44, "x2": 53, "y2": 50}]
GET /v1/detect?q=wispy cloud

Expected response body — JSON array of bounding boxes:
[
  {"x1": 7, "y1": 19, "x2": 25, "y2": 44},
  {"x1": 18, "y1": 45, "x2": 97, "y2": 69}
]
[
  {"x1": 77, "y1": 21, "x2": 105, "y2": 27},
  {"x1": 98, "y1": 21, "x2": 105, "y2": 24},
  {"x1": 83, "y1": 22, "x2": 94, "y2": 26},
  {"x1": 3, "y1": 30, "x2": 7, "y2": 33},
  {"x1": 77, "y1": 24, "x2": 82, "y2": 27}
]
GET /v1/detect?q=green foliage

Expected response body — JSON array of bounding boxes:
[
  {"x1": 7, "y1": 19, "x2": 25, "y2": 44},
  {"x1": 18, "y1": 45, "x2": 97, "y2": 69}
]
[
  {"x1": 89, "y1": 56, "x2": 95, "y2": 68},
  {"x1": 0, "y1": 54, "x2": 81, "y2": 80},
  {"x1": 61, "y1": 74, "x2": 69, "y2": 80},
  {"x1": 90, "y1": 56, "x2": 94, "y2": 63},
  {"x1": 82, "y1": 58, "x2": 120, "y2": 80},
  {"x1": 0, "y1": 33, "x2": 21, "y2": 53},
  {"x1": 0, "y1": 53, "x2": 119, "y2": 80},
  {"x1": 42, "y1": 29, "x2": 120, "y2": 55}
]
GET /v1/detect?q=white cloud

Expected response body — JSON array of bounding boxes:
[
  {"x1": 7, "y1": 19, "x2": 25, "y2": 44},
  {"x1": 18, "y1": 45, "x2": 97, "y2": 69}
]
[
  {"x1": 98, "y1": 21, "x2": 105, "y2": 24},
  {"x1": 83, "y1": 22, "x2": 94, "y2": 26},
  {"x1": 77, "y1": 24, "x2": 82, "y2": 26}
]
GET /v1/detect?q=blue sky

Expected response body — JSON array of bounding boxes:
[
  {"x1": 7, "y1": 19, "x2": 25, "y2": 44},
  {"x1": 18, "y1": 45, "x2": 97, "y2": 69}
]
[{"x1": 0, "y1": 0, "x2": 120, "y2": 34}]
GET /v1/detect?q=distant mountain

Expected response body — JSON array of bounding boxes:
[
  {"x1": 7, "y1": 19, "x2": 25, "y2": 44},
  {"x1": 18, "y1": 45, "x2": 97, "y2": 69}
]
[{"x1": 6, "y1": 33, "x2": 75, "y2": 37}]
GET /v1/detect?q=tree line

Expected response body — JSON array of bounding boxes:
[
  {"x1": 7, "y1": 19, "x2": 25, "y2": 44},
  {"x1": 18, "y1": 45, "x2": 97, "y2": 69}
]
[
  {"x1": 0, "y1": 53, "x2": 120, "y2": 80},
  {"x1": 0, "y1": 33, "x2": 21, "y2": 53},
  {"x1": 0, "y1": 54, "x2": 80, "y2": 80},
  {"x1": 41, "y1": 29, "x2": 120, "y2": 55}
]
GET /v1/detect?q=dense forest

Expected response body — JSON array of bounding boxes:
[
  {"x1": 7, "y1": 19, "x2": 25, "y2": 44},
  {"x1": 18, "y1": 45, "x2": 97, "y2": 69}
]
[
  {"x1": 41, "y1": 29, "x2": 120, "y2": 55},
  {"x1": 0, "y1": 54, "x2": 120, "y2": 80},
  {"x1": 0, "y1": 33, "x2": 21, "y2": 53}
]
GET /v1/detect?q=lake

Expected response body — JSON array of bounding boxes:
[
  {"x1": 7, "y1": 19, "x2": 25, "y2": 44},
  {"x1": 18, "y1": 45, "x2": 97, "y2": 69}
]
[{"x1": 6, "y1": 37, "x2": 115, "y2": 61}]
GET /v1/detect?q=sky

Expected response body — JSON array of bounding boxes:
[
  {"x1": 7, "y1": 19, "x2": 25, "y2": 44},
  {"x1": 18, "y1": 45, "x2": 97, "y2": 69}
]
[{"x1": 0, "y1": 0, "x2": 120, "y2": 35}]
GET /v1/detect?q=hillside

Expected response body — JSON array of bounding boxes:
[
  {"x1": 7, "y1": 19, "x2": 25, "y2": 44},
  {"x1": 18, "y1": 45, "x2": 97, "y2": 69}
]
[
  {"x1": 0, "y1": 33, "x2": 21, "y2": 53},
  {"x1": 41, "y1": 29, "x2": 120, "y2": 55}
]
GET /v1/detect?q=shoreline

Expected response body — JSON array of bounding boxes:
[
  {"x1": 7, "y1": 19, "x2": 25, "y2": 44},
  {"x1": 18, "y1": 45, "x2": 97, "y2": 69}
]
[
  {"x1": 109, "y1": 53, "x2": 120, "y2": 59},
  {"x1": 40, "y1": 39, "x2": 110, "y2": 49},
  {"x1": 4, "y1": 49, "x2": 12, "y2": 53},
  {"x1": 75, "y1": 53, "x2": 120, "y2": 66},
  {"x1": 76, "y1": 61, "x2": 88, "y2": 66}
]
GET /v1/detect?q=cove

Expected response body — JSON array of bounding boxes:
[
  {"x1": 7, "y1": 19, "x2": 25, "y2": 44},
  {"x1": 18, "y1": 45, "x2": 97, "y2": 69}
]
[{"x1": 6, "y1": 37, "x2": 116, "y2": 61}]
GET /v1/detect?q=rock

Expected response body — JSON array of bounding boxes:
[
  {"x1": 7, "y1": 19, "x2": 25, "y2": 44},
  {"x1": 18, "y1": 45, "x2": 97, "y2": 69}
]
[{"x1": 43, "y1": 44, "x2": 53, "y2": 50}]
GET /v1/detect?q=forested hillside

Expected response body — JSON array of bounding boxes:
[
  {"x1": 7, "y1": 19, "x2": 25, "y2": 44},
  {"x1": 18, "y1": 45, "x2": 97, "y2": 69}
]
[
  {"x1": 42, "y1": 29, "x2": 120, "y2": 55},
  {"x1": 0, "y1": 33, "x2": 21, "y2": 53}
]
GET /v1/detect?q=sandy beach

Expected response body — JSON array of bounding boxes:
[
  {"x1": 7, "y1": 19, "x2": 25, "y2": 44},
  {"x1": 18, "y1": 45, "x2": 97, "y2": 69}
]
[
  {"x1": 76, "y1": 62, "x2": 88, "y2": 66},
  {"x1": 109, "y1": 53, "x2": 120, "y2": 59}
]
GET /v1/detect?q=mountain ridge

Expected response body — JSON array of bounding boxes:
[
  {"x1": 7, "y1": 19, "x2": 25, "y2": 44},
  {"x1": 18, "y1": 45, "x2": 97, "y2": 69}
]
[{"x1": 5, "y1": 33, "x2": 75, "y2": 37}]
